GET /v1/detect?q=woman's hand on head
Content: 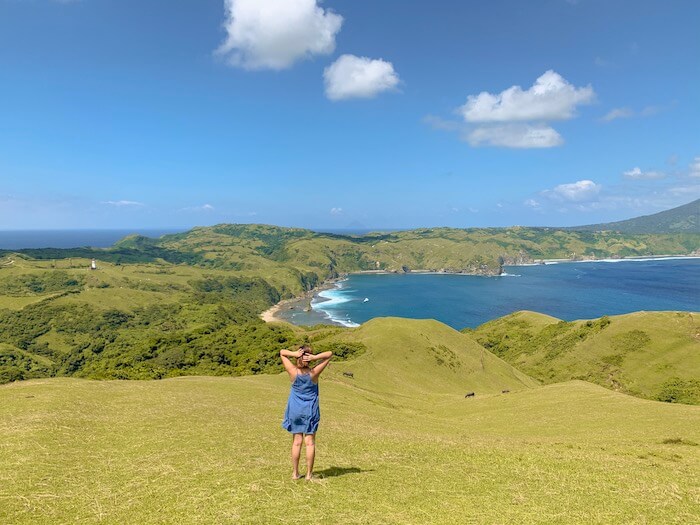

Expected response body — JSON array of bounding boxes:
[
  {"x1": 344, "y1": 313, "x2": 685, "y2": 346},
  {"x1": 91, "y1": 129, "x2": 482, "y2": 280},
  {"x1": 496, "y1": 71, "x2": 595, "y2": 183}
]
[
  {"x1": 302, "y1": 353, "x2": 313, "y2": 364},
  {"x1": 294, "y1": 349, "x2": 305, "y2": 358}
]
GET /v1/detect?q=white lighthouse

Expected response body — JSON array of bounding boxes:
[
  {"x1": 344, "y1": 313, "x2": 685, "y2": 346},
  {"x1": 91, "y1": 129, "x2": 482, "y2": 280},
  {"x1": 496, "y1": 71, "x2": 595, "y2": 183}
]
[{"x1": 91, "y1": 259, "x2": 97, "y2": 270}]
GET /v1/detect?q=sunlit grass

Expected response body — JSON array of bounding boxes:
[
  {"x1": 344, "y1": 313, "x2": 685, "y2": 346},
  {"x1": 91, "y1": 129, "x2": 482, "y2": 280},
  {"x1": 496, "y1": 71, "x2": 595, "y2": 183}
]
[{"x1": 1, "y1": 321, "x2": 698, "y2": 524}]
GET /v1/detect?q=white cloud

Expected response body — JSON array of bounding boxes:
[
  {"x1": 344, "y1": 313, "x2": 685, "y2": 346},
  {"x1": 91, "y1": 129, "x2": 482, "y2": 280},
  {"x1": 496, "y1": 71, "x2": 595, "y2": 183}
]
[
  {"x1": 601, "y1": 107, "x2": 634, "y2": 122},
  {"x1": 330, "y1": 207, "x2": 342, "y2": 215},
  {"x1": 602, "y1": 105, "x2": 662, "y2": 122},
  {"x1": 524, "y1": 199, "x2": 541, "y2": 209},
  {"x1": 622, "y1": 167, "x2": 665, "y2": 180},
  {"x1": 689, "y1": 157, "x2": 700, "y2": 178},
  {"x1": 466, "y1": 124, "x2": 563, "y2": 149},
  {"x1": 459, "y1": 70, "x2": 594, "y2": 123},
  {"x1": 445, "y1": 70, "x2": 594, "y2": 149},
  {"x1": 324, "y1": 54, "x2": 400, "y2": 101},
  {"x1": 544, "y1": 180, "x2": 602, "y2": 202},
  {"x1": 667, "y1": 183, "x2": 700, "y2": 196},
  {"x1": 216, "y1": 0, "x2": 343, "y2": 70},
  {"x1": 183, "y1": 204, "x2": 215, "y2": 212},
  {"x1": 102, "y1": 200, "x2": 144, "y2": 207}
]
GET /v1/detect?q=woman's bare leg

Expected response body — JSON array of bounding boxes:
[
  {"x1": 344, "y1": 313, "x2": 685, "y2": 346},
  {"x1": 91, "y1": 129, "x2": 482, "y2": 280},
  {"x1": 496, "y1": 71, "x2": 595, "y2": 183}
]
[
  {"x1": 291, "y1": 433, "x2": 303, "y2": 479},
  {"x1": 304, "y1": 433, "x2": 316, "y2": 480}
]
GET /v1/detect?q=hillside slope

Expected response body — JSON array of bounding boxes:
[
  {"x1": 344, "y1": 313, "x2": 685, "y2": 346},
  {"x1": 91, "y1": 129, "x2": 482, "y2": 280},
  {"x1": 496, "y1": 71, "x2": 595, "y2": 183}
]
[
  {"x1": 468, "y1": 310, "x2": 700, "y2": 404},
  {"x1": 1, "y1": 374, "x2": 698, "y2": 524},
  {"x1": 322, "y1": 317, "x2": 538, "y2": 398},
  {"x1": 571, "y1": 198, "x2": 699, "y2": 234}
]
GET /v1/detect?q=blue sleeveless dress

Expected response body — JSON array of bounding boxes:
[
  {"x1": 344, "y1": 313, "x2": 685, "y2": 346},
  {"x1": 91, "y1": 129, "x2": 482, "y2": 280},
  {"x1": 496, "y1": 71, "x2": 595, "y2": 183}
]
[{"x1": 282, "y1": 373, "x2": 320, "y2": 434}]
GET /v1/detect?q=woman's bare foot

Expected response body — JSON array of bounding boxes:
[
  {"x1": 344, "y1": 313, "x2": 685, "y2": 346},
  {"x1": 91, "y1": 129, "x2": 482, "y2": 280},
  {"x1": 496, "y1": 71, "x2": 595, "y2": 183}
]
[
  {"x1": 292, "y1": 473, "x2": 302, "y2": 480},
  {"x1": 305, "y1": 474, "x2": 313, "y2": 481}
]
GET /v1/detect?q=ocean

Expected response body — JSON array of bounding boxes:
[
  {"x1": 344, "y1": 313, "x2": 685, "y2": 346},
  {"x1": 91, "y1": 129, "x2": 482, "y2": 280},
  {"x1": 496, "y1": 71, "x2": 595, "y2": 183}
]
[
  {"x1": 276, "y1": 258, "x2": 700, "y2": 329},
  {"x1": 0, "y1": 229, "x2": 184, "y2": 250}
]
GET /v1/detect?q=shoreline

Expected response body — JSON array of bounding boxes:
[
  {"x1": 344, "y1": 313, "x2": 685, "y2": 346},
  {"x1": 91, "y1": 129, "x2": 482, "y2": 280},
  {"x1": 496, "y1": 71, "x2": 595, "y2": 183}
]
[
  {"x1": 260, "y1": 253, "x2": 700, "y2": 324},
  {"x1": 259, "y1": 278, "x2": 341, "y2": 324}
]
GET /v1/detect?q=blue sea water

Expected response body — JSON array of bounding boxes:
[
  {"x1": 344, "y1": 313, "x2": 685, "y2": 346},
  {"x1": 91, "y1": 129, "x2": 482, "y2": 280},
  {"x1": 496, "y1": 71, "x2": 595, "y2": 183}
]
[
  {"x1": 278, "y1": 258, "x2": 700, "y2": 329},
  {"x1": 0, "y1": 229, "x2": 184, "y2": 250}
]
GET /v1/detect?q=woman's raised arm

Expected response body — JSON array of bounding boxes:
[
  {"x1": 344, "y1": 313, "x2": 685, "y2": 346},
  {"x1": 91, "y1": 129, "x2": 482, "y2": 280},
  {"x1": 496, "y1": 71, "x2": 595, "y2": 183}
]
[
  {"x1": 309, "y1": 351, "x2": 333, "y2": 380},
  {"x1": 280, "y1": 348, "x2": 302, "y2": 380}
]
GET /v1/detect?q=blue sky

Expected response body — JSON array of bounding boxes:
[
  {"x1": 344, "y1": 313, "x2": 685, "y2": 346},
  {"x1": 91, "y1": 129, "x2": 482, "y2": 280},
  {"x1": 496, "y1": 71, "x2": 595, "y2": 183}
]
[{"x1": 1, "y1": 0, "x2": 698, "y2": 230}]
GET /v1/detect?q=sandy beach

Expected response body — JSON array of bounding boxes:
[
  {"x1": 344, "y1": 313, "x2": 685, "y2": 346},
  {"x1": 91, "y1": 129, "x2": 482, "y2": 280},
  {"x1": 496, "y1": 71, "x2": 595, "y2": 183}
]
[{"x1": 259, "y1": 278, "x2": 341, "y2": 323}]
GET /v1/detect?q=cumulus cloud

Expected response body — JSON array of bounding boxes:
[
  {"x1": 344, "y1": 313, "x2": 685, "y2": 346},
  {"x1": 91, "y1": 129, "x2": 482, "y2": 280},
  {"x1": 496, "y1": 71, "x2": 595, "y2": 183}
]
[
  {"x1": 466, "y1": 124, "x2": 563, "y2": 149},
  {"x1": 216, "y1": 0, "x2": 343, "y2": 70},
  {"x1": 102, "y1": 200, "x2": 144, "y2": 207},
  {"x1": 330, "y1": 207, "x2": 342, "y2": 215},
  {"x1": 459, "y1": 70, "x2": 594, "y2": 123},
  {"x1": 445, "y1": 70, "x2": 594, "y2": 149},
  {"x1": 543, "y1": 180, "x2": 602, "y2": 202},
  {"x1": 324, "y1": 54, "x2": 400, "y2": 101},
  {"x1": 689, "y1": 157, "x2": 700, "y2": 178},
  {"x1": 622, "y1": 167, "x2": 665, "y2": 180}
]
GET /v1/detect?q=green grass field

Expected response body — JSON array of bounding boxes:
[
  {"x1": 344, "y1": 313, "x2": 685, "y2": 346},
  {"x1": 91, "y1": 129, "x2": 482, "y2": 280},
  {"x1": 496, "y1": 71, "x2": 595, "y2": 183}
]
[{"x1": 1, "y1": 318, "x2": 698, "y2": 524}]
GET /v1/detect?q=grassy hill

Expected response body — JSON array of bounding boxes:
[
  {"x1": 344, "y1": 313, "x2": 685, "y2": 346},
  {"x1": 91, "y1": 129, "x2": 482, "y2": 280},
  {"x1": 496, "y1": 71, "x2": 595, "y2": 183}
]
[
  {"x1": 325, "y1": 317, "x2": 537, "y2": 398},
  {"x1": 570, "y1": 198, "x2": 700, "y2": 234},
  {"x1": 1, "y1": 361, "x2": 698, "y2": 523},
  {"x1": 468, "y1": 311, "x2": 700, "y2": 404}
]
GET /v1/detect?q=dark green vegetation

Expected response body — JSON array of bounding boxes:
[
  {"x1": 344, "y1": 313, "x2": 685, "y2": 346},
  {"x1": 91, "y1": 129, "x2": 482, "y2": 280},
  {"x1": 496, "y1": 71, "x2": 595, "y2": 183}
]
[
  {"x1": 571, "y1": 198, "x2": 700, "y2": 234},
  {"x1": 469, "y1": 310, "x2": 700, "y2": 404}
]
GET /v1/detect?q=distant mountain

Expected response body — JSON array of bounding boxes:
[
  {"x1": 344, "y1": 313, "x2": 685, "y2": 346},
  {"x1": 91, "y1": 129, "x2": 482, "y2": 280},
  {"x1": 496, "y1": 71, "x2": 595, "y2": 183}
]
[{"x1": 570, "y1": 199, "x2": 699, "y2": 234}]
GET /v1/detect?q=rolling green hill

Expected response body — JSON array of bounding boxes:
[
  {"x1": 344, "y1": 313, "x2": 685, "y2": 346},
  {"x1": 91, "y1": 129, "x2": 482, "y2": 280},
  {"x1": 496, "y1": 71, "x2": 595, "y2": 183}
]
[
  {"x1": 468, "y1": 311, "x2": 700, "y2": 404},
  {"x1": 325, "y1": 317, "x2": 538, "y2": 397},
  {"x1": 570, "y1": 198, "x2": 700, "y2": 234}
]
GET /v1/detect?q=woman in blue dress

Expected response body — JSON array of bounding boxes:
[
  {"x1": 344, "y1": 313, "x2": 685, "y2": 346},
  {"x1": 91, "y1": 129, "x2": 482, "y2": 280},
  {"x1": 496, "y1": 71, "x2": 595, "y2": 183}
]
[{"x1": 280, "y1": 345, "x2": 333, "y2": 480}]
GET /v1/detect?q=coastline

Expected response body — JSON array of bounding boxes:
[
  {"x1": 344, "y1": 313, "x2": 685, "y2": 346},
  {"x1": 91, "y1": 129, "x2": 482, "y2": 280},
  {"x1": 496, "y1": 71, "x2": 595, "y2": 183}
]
[
  {"x1": 260, "y1": 253, "x2": 700, "y2": 324},
  {"x1": 259, "y1": 278, "x2": 341, "y2": 324}
]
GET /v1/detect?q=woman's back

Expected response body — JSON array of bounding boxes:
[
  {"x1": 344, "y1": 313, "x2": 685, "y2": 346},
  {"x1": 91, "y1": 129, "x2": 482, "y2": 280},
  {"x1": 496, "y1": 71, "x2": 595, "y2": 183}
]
[{"x1": 283, "y1": 373, "x2": 320, "y2": 434}]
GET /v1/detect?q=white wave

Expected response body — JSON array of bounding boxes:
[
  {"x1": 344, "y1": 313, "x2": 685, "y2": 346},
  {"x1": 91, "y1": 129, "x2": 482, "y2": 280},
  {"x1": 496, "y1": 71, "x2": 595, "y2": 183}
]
[
  {"x1": 499, "y1": 272, "x2": 521, "y2": 277},
  {"x1": 328, "y1": 316, "x2": 360, "y2": 328},
  {"x1": 539, "y1": 256, "x2": 699, "y2": 265},
  {"x1": 313, "y1": 288, "x2": 354, "y2": 308},
  {"x1": 310, "y1": 284, "x2": 361, "y2": 327}
]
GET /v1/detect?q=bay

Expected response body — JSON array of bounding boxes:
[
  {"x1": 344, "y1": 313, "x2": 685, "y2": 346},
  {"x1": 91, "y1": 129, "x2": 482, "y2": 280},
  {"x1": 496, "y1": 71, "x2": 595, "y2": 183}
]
[{"x1": 276, "y1": 258, "x2": 700, "y2": 329}]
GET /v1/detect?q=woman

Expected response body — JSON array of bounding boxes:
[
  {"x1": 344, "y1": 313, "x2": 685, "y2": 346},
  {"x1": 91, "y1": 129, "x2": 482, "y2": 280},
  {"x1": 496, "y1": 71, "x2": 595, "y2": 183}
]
[{"x1": 280, "y1": 345, "x2": 333, "y2": 480}]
